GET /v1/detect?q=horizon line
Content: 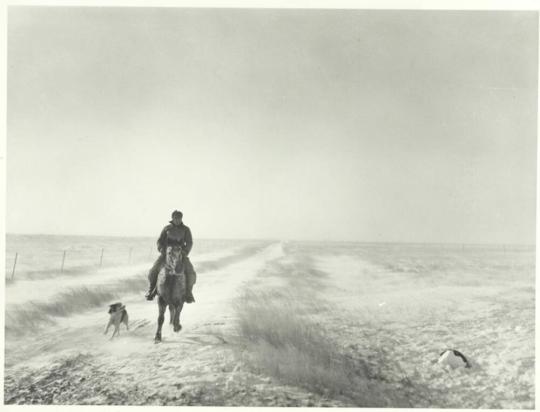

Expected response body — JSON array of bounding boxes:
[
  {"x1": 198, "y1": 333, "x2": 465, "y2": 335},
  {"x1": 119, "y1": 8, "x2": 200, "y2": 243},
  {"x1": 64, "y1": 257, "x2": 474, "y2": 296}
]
[{"x1": 5, "y1": 232, "x2": 535, "y2": 247}]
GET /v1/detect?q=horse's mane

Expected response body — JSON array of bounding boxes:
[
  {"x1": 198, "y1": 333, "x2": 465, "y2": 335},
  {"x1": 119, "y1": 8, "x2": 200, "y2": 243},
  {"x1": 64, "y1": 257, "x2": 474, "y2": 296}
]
[{"x1": 164, "y1": 246, "x2": 184, "y2": 275}]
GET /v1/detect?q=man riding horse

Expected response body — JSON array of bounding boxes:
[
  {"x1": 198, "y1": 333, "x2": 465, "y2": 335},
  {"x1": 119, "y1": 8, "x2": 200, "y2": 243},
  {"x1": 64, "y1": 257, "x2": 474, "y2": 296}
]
[{"x1": 145, "y1": 210, "x2": 196, "y2": 303}]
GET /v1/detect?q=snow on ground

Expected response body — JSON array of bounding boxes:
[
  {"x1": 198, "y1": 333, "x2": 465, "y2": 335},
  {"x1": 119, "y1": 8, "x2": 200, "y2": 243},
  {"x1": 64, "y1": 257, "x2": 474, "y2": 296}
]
[
  {"x1": 315, "y1": 254, "x2": 506, "y2": 311},
  {"x1": 4, "y1": 241, "x2": 535, "y2": 408},
  {"x1": 313, "y1": 252, "x2": 535, "y2": 409}
]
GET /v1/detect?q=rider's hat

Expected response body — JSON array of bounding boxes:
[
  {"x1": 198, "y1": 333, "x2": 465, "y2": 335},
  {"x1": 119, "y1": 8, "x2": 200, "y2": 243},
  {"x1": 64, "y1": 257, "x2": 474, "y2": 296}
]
[{"x1": 171, "y1": 210, "x2": 183, "y2": 219}]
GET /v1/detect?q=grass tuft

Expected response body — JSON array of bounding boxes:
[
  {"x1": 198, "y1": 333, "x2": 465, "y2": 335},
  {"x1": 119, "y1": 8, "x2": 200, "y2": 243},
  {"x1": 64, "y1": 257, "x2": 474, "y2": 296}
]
[{"x1": 235, "y1": 289, "x2": 408, "y2": 407}]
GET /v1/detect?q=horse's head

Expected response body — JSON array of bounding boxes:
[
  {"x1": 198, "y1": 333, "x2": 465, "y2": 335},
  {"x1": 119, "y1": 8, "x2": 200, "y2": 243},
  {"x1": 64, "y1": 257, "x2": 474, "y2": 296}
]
[{"x1": 165, "y1": 245, "x2": 183, "y2": 274}]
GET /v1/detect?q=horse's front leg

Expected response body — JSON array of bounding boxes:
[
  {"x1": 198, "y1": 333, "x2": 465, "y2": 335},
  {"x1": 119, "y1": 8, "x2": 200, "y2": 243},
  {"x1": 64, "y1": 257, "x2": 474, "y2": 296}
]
[
  {"x1": 104, "y1": 320, "x2": 112, "y2": 335},
  {"x1": 111, "y1": 325, "x2": 119, "y2": 340},
  {"x1": 155, "y1": 298, "x2": 166, "y2": 343},
  {"x1": 173, "y1": 302, "x2": 183, "y2": 332},
  {"x1": 169, "y1": 306, "x2": 175, "y2": 325}
]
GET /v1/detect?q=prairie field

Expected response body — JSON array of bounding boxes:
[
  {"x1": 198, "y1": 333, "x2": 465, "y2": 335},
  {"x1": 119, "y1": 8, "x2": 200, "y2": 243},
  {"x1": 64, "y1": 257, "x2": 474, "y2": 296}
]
[{"x1": 3, "y1": 235, "x2": 535, "y2": 408}]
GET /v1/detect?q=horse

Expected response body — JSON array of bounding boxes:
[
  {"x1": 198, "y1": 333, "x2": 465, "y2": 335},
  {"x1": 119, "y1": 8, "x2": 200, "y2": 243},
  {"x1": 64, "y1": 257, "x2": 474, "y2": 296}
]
[{"x1": 154, "y1": 245, "x2": 186, "y2": 343}]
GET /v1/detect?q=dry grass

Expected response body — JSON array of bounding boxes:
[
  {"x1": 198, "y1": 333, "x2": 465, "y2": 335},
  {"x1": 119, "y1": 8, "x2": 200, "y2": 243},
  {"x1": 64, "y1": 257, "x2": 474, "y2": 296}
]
[
  {"x1": 36, "y1": 286, "x2": 118, "y2": 317},
  {"x1": 5, "y1": 286, "x2": 118, "y2": 336},
  {"x1": 5, "y1": 275, "x2": 150, "y2": 337},
  {"x1": 4, "y1": 306, "x2": 56, "y2": 335},
  {"x1": 234, "y1": 289, "x2": 410, "y2": 407}
]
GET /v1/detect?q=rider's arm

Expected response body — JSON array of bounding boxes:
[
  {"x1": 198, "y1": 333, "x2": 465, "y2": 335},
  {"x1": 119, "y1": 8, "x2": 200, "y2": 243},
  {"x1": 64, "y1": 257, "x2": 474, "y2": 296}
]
[
  {"x1": 183, "y1": 227, "x2": 193, "y2": 256},
  {"x1": 157, "y1": 226, "x2": 168, "y2": 253}
]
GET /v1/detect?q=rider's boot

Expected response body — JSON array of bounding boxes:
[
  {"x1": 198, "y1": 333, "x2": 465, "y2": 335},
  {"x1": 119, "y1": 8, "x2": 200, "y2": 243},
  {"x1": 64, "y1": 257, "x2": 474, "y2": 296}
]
[
  {"x1": 185, "y1": 285, "x2": 195, "y2": 304},
  {"x1": 145, "y1": 284, "x2": 157, "y2": 301}
]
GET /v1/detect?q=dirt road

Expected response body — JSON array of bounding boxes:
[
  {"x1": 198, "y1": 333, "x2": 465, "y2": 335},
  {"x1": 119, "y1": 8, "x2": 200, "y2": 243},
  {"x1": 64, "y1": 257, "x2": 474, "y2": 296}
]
[{"x1": 5, "y1": 242, "x2": 313, "y2": 405}]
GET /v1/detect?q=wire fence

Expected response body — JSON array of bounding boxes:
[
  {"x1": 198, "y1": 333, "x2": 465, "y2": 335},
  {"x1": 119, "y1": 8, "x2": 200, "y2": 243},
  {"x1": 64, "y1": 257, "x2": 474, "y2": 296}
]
[
  {"x1": 5, "y1": 235, "x2": 242, "y2": 282},
  {"x1": 5, "y1": 235, "x2": 159, "y2": 281}
]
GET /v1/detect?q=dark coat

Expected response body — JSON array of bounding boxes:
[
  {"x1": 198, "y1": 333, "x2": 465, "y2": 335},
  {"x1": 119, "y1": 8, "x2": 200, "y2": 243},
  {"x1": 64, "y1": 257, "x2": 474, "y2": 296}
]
[{"x1": 157, "y1": 222, "x2": 193, "y2": 256}]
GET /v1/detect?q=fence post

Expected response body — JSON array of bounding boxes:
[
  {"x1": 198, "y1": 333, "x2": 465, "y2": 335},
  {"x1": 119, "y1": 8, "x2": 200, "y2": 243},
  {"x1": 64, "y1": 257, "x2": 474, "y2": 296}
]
[
  {"x1": 61, "y1": 250, "x2": 66, "y2": 273},
  {"x1": 100, "y1": 248, "x2": 104, "y2": 266},
  {"x1": 11, "y1": 252, "x2": 18, "y2": 280}
]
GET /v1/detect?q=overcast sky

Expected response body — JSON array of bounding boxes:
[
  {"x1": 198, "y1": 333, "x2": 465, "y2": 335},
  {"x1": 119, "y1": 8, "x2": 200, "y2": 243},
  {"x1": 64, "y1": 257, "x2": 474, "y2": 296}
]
[{"x1": 6, "y1": 8, "x2": 538, "y2": 243}]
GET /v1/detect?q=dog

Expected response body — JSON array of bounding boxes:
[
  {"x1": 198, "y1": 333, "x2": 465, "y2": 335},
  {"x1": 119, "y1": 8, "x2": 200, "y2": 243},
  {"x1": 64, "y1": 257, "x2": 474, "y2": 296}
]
[{"x1": 104, "y1": 302, "x2": 129, "y2": 339}]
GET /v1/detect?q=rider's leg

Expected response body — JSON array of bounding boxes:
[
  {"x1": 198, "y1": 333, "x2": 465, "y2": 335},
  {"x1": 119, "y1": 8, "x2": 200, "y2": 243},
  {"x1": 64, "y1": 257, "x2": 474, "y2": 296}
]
[
  {"x1": 145, "y1": 254, "x2": 165, "y2": 300},
  {"x1": 184, "y1": 257, "x2": 196, "y2": 303}
]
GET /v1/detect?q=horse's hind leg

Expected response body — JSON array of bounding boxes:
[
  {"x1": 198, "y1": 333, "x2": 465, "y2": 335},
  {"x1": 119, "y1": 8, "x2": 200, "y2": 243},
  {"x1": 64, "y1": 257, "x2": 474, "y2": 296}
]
[{"x1": 155, "y1": 298, "x2": 166, "y2": 343}]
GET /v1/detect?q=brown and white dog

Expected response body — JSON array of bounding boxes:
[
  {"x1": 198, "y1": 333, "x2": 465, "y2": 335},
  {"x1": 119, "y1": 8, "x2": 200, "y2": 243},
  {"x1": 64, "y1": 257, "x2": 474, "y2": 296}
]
[{"x1": 104, "y1": 302, "x2": 129, "y2": 339}]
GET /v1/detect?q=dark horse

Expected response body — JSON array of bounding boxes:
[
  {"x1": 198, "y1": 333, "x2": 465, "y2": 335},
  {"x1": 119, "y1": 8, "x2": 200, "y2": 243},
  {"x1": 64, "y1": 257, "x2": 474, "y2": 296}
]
[{"x1": 154, "y1": 245, "x2": 186, "y2": 343}]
